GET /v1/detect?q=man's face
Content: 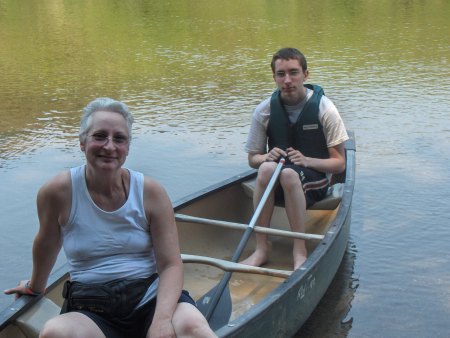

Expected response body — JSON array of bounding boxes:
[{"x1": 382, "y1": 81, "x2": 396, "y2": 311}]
[{"x1": 273, "y1": 58, "x2": 309, "y2": 105}]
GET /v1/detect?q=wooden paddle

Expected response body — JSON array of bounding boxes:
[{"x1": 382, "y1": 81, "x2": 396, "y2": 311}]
[{"x1": 197, "y1": 158, "x2": 285, "y2": 330}]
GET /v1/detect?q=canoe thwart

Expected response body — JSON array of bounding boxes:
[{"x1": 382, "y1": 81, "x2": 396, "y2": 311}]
[
  {"x1": 175, "y1": 214, "x2": 324, "y2": 240},
  {"x1": 181, "y1": 254, "x2": 292, "y2": 278}
]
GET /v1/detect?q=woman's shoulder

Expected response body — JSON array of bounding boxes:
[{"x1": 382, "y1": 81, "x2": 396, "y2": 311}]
[
  {"x1": 38, "y1": 170, "x2": 71, "y2": 201},
  {"x1": 142, "y1": 176, "x2": 172, "y2": 221},
  {"x1": 37, "y1": 171, "x2": 72, "y2": 224},
  {"x1": 142, "y1": 175, "x2": 166, "y2": 196},
  {"x1": 43, "y1": 170, "x2": 71, "y2": 190}
]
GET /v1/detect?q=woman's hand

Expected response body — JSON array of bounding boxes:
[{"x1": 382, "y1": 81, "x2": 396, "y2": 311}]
[
  {"x1": 4, "y1": 280, "x2": 41, "y2": 299},
  {"x1": 148, "y1": 318, "x2": 176, "y2": 338}
]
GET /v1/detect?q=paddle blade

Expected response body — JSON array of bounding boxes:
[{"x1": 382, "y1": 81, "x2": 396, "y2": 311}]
[{"x1": 197, "y1": 285, "x2": 232, "y2": 331}]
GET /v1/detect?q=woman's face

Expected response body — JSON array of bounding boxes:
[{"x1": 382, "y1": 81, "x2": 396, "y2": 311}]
[{"x1": 80, "y1": 110, "x2": 130, "y2": 172}]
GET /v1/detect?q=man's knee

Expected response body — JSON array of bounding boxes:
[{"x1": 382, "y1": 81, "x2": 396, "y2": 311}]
[
  {"x1": 279, "y1": 169, "x2": 302, "y2": 189},
  {"x1": 257, "y1": 162, "x2": 277, "y2": 183}
]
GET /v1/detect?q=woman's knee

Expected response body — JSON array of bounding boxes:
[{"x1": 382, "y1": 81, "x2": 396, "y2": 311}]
[
  {"x1": 40, "y1": 316, "x2": 67, "y2": 338},
  {"x1": 172, "y1": 303, "x2": 215, "y2": 337},
  {"x1": 40, "y1": 313, "x2": 105, "y2": 338}
]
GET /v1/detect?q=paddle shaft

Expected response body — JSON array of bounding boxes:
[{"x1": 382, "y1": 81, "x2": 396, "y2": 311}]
[{"x1": 204, "y1": 159, "x2": 285, "y2": 321}]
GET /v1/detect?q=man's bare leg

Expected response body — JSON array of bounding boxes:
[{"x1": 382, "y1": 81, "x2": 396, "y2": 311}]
[
  {"x1": 292, "y1": 239, "x2": 308, "y2": 270},
  {"x1": 280, "y1": 168, "x2": 308, "y2": 270},
  {"x1": 240, "y1": 162, "x2": 277, "y2": 267},
  {"x1": 239, "y1": 233, "x2": 271, "y2": 267}
]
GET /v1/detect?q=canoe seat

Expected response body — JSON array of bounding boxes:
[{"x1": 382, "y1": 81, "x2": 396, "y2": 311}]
[
  {"x1": 15, "y1": 297, "x2": 61, "y2": 337},
  {"x1": 241, "y1": 178, "x2": 343, "y2": 210},
  {"x1": 308, "y1": 183, "x2": 343, "y2": 210}
]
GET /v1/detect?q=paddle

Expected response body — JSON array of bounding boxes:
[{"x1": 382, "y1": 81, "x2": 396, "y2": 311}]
[{"x1": 197, "y1": 158, "x2": 285, "y2": 330}]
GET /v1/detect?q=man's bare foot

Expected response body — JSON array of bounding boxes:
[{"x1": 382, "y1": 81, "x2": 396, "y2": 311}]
[
  {"x1": 293, "y1": 253, "x2": 307, "y2": 270},
  {"x1": 240, "y1": 249, "x2": 269, "y2": 267},
  {"x1": 293, "y1": 239, "x2": 307, "y2": 270}
]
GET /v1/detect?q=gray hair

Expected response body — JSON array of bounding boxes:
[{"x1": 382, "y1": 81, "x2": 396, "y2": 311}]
[{"x1": 79, "y1": 97, "x2": 134, "y2": 143}]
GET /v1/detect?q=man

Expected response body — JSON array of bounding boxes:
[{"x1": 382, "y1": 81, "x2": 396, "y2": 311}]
[{"x1": 241, "y1": 48, "x2": 348, "y2": 270}]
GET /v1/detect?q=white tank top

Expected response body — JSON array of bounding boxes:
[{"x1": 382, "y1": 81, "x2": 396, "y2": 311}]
[{"x1": 62, "y1": 165, "x2": 157, "y2": 284}]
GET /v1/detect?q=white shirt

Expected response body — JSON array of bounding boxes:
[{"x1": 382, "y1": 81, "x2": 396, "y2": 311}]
[{"x1": 245, "y1": 89, "x2": 349, "y2": 154}]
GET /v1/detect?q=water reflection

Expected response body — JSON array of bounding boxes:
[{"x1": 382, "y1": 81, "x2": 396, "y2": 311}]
[
  {"x1": 0, "y1": 0, "x2": 449, "y2": 336},
  {"x1": 295, "y1": 240, "x2": 358, "y2": 337}
]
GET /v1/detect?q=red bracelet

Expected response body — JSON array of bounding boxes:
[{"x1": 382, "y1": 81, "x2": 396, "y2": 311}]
[{"x1": 25, "y1": 281, "x2": 42, "y2": 296}]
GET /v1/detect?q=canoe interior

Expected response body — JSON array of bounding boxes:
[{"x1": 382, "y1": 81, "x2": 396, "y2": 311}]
[
  {"x1": 176, "y1": 178, "x2": 339, "y2": 322},
  {"x1": 0, "y1": 178, "x2": 339, "y2": 338}
]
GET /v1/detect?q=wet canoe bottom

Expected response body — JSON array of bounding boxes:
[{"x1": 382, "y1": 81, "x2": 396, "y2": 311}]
[{"x1": 180, "y1": 207, "x2": 339, "y2": 321}]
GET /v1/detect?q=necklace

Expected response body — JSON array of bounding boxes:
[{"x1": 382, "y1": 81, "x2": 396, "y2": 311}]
[
  {"x1": 85, "y1": 166, "x2": 128, "y2": 203},
  {"x1": 121, "y1": 172, "x2": 128, "y2": 200}
]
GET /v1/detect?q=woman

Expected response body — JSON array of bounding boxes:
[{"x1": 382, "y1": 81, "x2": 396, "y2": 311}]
[{"x1": 4, "y1": 98, "x2": 216, "y2": 338}]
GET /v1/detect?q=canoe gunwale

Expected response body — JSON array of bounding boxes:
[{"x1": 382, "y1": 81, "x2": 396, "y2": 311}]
[
  {"x1": 173, "y1": 169, "x2": 257, "y2": 210},
  {"x1": 0, "y1": 264, "x2": 68, "y2": 331}
]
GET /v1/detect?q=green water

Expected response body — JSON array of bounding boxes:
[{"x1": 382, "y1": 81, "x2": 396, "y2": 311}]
[{"x1": 0, "y1": 1, "x2": 449, "y2": 337}]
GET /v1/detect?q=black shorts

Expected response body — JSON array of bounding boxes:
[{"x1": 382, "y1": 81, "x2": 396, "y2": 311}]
[
  {"x1": 71, "y1": 290, "x2": 195, "y2": 338},
  {"x1": 274, "y1": 165, "x2": 329, "y2": 208}
]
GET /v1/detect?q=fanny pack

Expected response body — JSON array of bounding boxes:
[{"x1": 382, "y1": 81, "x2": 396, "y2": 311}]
[{"x1": 61, "y1": 274, "x2": 158, "y2": 319}]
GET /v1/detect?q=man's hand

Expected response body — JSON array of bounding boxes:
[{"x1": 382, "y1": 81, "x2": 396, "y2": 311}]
[
  {"x1": 266, "y1": 147, "x2": 287, "y2": 162},
  {"x1": 286, "y1": 147, "x2": 309, "y2": 168}
]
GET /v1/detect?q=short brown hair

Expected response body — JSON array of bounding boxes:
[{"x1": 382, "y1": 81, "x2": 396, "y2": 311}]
[{"x1": 271, "y1": 48, "x2": 308, "y2": 73}]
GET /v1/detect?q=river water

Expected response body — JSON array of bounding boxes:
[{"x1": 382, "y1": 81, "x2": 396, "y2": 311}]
[{"x1": 0, "y1": 0, "x2": 449, "y2": 337}]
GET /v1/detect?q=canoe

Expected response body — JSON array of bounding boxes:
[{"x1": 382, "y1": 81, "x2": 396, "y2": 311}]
[{"x1": 0, "y1": 131, "x2": 355, "y2": 338}]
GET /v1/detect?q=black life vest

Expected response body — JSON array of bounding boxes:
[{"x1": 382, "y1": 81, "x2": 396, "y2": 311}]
[{"x1": 267, "y1": 84, "x2": 329, "y2": 159}]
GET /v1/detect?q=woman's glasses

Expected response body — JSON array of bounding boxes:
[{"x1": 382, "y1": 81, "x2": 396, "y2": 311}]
[{"x1": 89, "y1": 133, "x2": 129, "y2": 146}]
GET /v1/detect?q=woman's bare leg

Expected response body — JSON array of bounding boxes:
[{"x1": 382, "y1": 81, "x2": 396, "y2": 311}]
[
  {"x1": 167, "y1": 303, "x2": 217, "y2": 338},
  {"x1": 40, "y1": 312, "x2": 106, "y2": 338}
]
